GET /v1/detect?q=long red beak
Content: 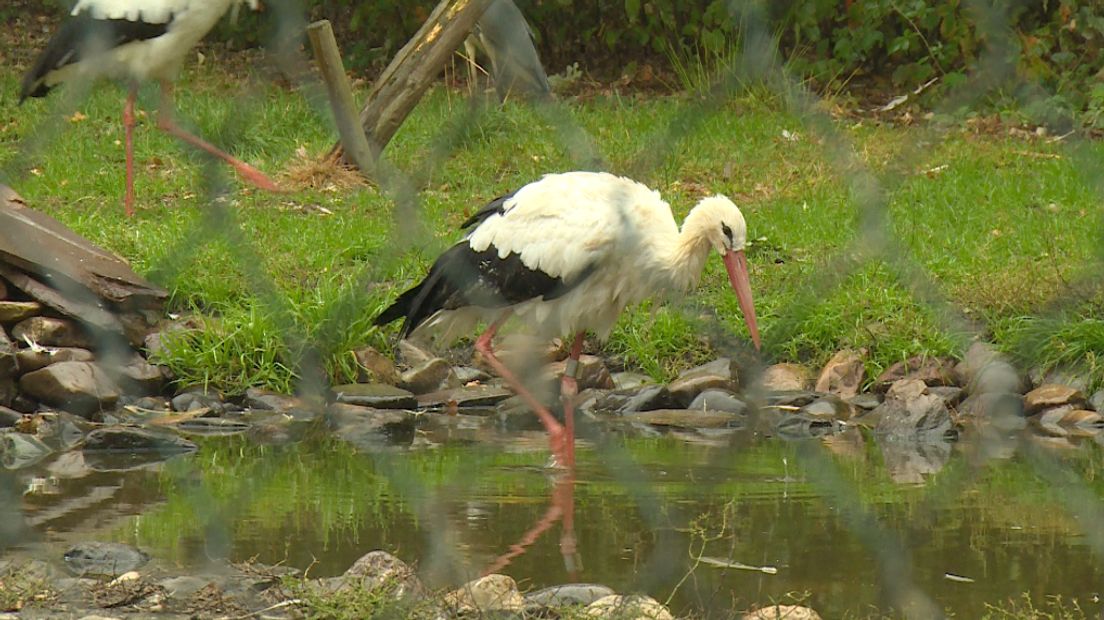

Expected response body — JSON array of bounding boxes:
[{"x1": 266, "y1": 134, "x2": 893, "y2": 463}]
[{"x1": 722, "y1": 249, "x2": 760, "y2": 351}]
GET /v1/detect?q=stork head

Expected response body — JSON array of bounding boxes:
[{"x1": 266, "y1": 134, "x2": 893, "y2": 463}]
[{"x1": 688, "y1": 195, "x2": 760, "y2": 351}]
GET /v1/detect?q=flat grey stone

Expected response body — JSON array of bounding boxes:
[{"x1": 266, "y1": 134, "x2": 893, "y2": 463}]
[
  {"x1": 333, "y1": 383, "x2": 417, "y2": 409},
  {"x1": 82, "y1": 427, "x2": 197, "y2": 453},
  {"x1": 416, "y1": 385, "x2": 513, "y2": 409},
  {"x1": 624, "y1": 409, "x2": 743, "y2": 429},
  {"x1": 525, "y1": 583, "x2": 615, "y2": 608},
  {"x1": 63, "y1": 542, "x2": 148, "y2": 577},
  {"x1": 668, "y1": 358, "x2": 740, "y2": 405},
  {"x1": 611, "y1": 371, "x2": 654, "y2": 390},
  {"x1": 687, "y1": 389, "x2": 748, "y2": 415}
]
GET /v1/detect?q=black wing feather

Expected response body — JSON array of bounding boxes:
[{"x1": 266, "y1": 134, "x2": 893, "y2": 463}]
[
  {"x1": 374, "y1": 242, "x2": 594, "y2": 338},
  {"x1": 459, "y1": 190, "x2": 516, "y2": 230},
  {"x1": 20, "y1": 11, "x2": 170, "y2": 101}
]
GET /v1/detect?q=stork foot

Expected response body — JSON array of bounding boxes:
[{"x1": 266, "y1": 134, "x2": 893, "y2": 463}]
[
  {"x1": 232, "y1": 162, "x2": 282, "y2": 192},
  {"x1": 545, "y1": 423, "x2": 569, "y2": 470}
]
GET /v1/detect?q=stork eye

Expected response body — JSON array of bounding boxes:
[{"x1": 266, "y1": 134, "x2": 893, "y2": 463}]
[{"x1": 721, "y1": 223, "x2": 733, "y2": 243}]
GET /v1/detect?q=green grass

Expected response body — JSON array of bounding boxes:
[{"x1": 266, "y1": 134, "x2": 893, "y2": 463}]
[{"x1": 2, "y1": 53, "x2": 1103, "y2": 393}]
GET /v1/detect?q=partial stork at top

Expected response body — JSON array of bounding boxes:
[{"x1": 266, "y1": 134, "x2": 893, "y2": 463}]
[
  {"x1": 374, "y1": 171, "x2": 761, "y2": 466},
  {"x1": 20, "y1": 0, "x2": 281, "y2": 216}
]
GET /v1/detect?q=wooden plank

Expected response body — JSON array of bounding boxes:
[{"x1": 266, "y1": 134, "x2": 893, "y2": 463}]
[
  {"x1": 327, "y1": 0, "x2": 490, "y2": 164},
  {"x1": 307, "y1": 20, "x2": 380, "y2": 175}
]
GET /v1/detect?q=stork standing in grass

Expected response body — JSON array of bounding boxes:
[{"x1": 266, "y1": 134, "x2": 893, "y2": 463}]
[
  {"x1": 20, "y1": 0, "x2": 280, "y2": 216},
  {"x1": 374, "y1": 171, "x2": 761, "y2": 466}
]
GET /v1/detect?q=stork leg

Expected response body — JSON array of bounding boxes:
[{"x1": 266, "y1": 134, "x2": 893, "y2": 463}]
[
  {"x1": 155, "y1": 81, "x2": 281, "y2": 192},
  {"x1": 559, "y1": 332, "x2": 585, "y2": 468},
  {"x1": 474, "y1": 312, "x2": 568, "y2": 465},
  {"x1": 123, "y1": 85, "x2": 138, "y2": 217}
]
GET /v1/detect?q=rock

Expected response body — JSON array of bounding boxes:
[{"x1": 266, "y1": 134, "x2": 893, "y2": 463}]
[
  {"x1": 174, "y1": 417, "x2": 252, "y2": 436},
  {"x1": 0, "y1": 301, "x2": 42, "y2": 324},
  {"x1": 451, "y1": 365, "x2": 491, "y2": 385},
  {"x1": 593, "y1": 385, "x2": 678, "y2": 414},
  {"x1": 1028, "y1": 366, "x2": 1090, "y2": 393},
  {"x1": 759, "y1": 363, "x2": 813, "y2": 391},
  {"x1": 1089, "y1": 389, "x2": 1104, "y2": 412},
  {"x1": 815, "y1": 349, "x2": 866, "y2": 398},
  {"x1": 332, "y1": 383, "x2": 417, "y2": 409},
  {"x1": 446, "y1": 574, "x2": 524, "y2": 613},
  {"x1": 744, "y1": 605, "x2": 823, "y2": 620},
  {"x1": 83, "y1": 427, "x2": 197, "y2": 453},
  {"x1": 331, "y1": 550, "x2": 424, "y2": 598},
  {"x1": 14, "y1": 346, "x2": 95, "y2": 373},
  {"x1": 624, "y1": 409, "x2": 743, "y2": 429},
  {"x1": 0, "y1": 378, "x2": 16, "y2": 408},
  {"x1": 611, "y1": 372, "x2": 653, "y2": 390},
  {"x1": 688, "y1": 389, "x2": 749, "y2": 414},
  {"x1": 242, "y1": 388, "x2": 317, "y2": 417},
  {"x1": 585, "y1": 594, "x2": 673, "y2": 619},
  {"x1": 12, "y1": 316, "x2": 92, "y2": 349},
  {"x1": 397, "y1": 340, "x2": 436, "y2": 366},
  {"x1": 63, "y1": 542, "x2": 149, "y2": 577},
  {"x1": 1034, "y1": 408, "x2": 1103, "y2": 437},
  {"x1": 171, "y1": 387, "x2": 228, "y2": 414},
  {"x1": 353, "y1": 346, "x2": 401, "y2": 385},
  {"x1": 545, "y1": 354, "x2": 615, "y2": 391},
  {"x1": 1024, "y1": 384, "x2": 1085, "y2": 415},
  {"x1": 764, "y1": 390, "x2": 817, "y2": 408},
  {"x1": 29, "y1": 411, "x2": 92, "y2": 450},
  {"x1": 0, "y1": 432, "x2": 53, "y2": 469},
  {"x1": 328, "y1": 403, "x2": 416, "y2": 446},
  {"x1": 416, "y1": 385, "x2": 513, "y2": 409},
  {"x1": 801, "y1": 395, "x2": 852, "y2": 420},
  {"x1": 847, "y1": 393, "x2": 882, "y2": 411},
  {"x1": 875, "y1": 356, "x2": 956, "y2": 389},
  {"x1": 473, "y1": 334, "x2": 567, "y2": 372},
  {"x1": 928, "y1": 386, "x2": 964, "y2": 407},
  {"x1": 0, "y1": 330, "x2": 16, "y2": 379},
  {"x1": 774, "y1": 413, "x2": 841, "y2": 439},
  {"x1": 399, "y1": 357, "x2": 451, "y2": 394},
  {"x1": 19, "y1": 361, "x2": 120, "y2": 417},
  {"x1": 871, "y1": 379, "x2": 955, "y2": 440},
  {"x1": 158, "y1": 575, "x2": 211, "y2": 598},
  {"x1": 525, "y1": 583, "x2": 616, "y2": 609},
  {"x1": 116, "y1": 355, "x2": 164, "y2": 395},
  {"x1": 955, "y1": 342, "x2": 1027, "y2": 395},
  {"x1": 668, "y1": 358, "x2": 740, "y2": 405},
  {"x1": 0, "y1": 406, "x2": 21, "y2": 427}
]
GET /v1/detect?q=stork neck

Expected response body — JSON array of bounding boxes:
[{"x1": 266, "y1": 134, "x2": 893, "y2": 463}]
[{"x1": 661, "y1": 225, "x2": 711, "y2": 292}]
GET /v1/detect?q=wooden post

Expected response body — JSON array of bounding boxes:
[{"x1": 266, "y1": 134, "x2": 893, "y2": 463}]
[
  {"x1": 327, "y1": 0, "x2": 490, "y2": 165},
  {"x1": 306, "y1": 20, "x2": 379, "y2": 175}
]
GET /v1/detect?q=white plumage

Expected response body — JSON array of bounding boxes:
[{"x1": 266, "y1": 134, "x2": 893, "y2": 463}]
[
  {"x1": 375, "y1": 171, "x2": 760, "y2": 467},
  {"x1": 20, "y1": 0, "x2": 276, "y2": 216}
]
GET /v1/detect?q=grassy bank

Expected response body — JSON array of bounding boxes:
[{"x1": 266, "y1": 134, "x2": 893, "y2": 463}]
[{"x1": 1, "y1": 56, "x2": 1102, "y2": 393}]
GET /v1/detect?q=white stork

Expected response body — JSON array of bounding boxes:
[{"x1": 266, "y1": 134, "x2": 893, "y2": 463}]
[
  {"x1": 374, "y1": 171, "x2": 761, "y2": 466},
  {"x1": 19, "y1": 0, "x2": 280, "y2": 216}
]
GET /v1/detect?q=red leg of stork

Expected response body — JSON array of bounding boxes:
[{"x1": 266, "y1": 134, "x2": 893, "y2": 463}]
[
  {"x1": 123, "y1": 85, "x2": 138, "y2": 217},
  {"x1": 155, "y1": 81, "x2": 281, "y2": 192},
  {"x1": 559, "y1": 332, "x2": 585, "y2": 468},
  {"x1": 474, "y1": 312, "x2": 568, "y2": 466}
]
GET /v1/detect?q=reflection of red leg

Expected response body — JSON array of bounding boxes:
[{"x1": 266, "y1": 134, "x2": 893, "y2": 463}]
[
  {"x1": 557, "y1": 472, "x2": 580, "y2": 579},
  {"x1": 155, "y1": 81, "x2": 281, "y2": 192},
  {"x1": 560, "y1": 332, "x2": 585, "y2": 468},
  {"x1": 483, "y1": 473, "x2": 576, "y2": 576},
  {"x1": 123, "y1": 85, "x2": 137, "y2": 217},
  {"x1": 474, "y1": 313, "x2": 567, "y2": 464}
]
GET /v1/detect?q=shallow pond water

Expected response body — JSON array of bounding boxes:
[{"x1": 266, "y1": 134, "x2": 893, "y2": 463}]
[{"x1": 7, "y1": 424, "x2": 1104, "y2": 618}]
